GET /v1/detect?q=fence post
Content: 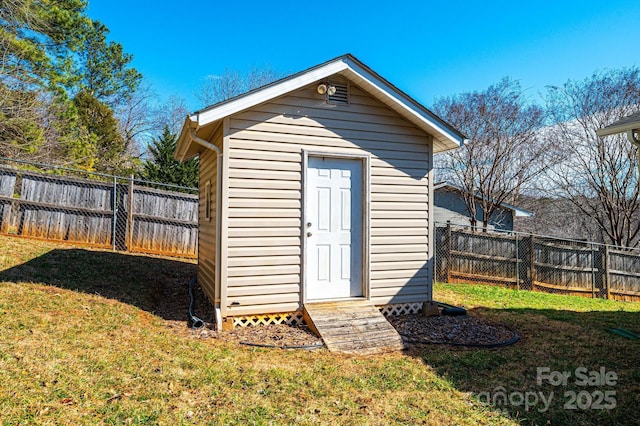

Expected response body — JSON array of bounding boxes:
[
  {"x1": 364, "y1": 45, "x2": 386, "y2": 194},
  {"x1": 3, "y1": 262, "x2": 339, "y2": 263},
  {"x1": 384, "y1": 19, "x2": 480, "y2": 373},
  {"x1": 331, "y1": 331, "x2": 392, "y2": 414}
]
[
  {"x1": 446, "y1": 221, "x2": 452, "y2": 283},
  {"x1": 603, "y1": 245, "x2": 610, "y2": 300},
  {"x1": 112, "y1": 176, "x2": 117, "y2": 251},
  {"x1": 529, "y1": 234, "x2": 536, "y2": 290},
  {"x1": 591, "y1": 243, "x2": 596, "y2": 299},
  {"x1": 127, "y1": 175, "x2": 134, "y2": 252},
  {"x1": 0, "y1": 202, "x2": 9, "y2": 234},
  {"x1": 514, "y1": 233, "x2": 520, "y2": 290}
]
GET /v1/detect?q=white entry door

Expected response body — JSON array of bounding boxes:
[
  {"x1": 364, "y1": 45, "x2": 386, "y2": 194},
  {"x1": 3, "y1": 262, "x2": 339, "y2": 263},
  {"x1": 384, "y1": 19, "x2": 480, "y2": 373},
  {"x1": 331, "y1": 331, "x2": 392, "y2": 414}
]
[{"x1": 306, "y1": 156, "x2": 363, "y2": 301}]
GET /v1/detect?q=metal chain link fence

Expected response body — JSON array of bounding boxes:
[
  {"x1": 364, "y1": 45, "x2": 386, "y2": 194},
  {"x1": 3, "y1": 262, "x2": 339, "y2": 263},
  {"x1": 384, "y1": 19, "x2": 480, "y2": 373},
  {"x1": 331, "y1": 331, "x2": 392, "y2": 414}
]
[
  {"x1": 435, "y1": 221, "x2": 640, "y2": 301},
  {"x1": 0, "y1": 157, "x2": 198, "y2": 258}
]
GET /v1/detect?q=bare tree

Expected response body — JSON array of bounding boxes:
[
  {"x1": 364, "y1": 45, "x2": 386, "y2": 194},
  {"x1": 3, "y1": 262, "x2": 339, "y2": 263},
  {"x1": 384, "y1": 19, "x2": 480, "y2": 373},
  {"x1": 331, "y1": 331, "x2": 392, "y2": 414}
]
[
  {"x1": 114, "y1": 83, "x2": 156, "y2": 159},
  {"x1": 115, "y1": 86, "x2": 190, "y2": 163},
  {"x1": 152, "y1": 94, "x2": 190, "y2": 135},
  {"x1": 515, "y1": 196, "x2": 603, "y2": 241},
  {"x1": 196, "y1": 66, "x2": 286, "y2": 107},
  {"x1": 433, "y1": 77, "x2": 549, "y2": 231},
  {"x1": 544, "y1": 67, "x2": 640, "y2": 247}
]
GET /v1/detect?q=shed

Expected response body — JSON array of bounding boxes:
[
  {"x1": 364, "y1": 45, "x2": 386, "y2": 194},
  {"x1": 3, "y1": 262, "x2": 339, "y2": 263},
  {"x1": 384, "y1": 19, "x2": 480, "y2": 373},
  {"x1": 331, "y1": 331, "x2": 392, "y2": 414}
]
[
  {"x1": 433, "y1": 182, "x2": 533, "y2": 232},
  {"x1": 175, "y1": 54, "x2": 464, "y2": 330}
]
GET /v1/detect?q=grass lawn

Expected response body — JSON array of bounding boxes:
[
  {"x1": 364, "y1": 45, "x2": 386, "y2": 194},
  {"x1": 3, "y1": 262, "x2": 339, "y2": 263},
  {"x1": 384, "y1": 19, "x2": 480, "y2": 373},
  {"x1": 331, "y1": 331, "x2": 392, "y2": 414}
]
[
  {"x1": 433, "y1": 284, "x2": 640, "y2": 425},
  {"x1": 1, "y1": 235, "x2": 639, "y2": 424}
]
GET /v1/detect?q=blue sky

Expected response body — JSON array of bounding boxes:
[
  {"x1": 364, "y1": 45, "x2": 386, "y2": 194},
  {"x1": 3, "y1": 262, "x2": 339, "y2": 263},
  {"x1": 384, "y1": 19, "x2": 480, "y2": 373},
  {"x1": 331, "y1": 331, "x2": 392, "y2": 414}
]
[{"x1": 88, "y1": 1, "x2": 640, "y2": 112}]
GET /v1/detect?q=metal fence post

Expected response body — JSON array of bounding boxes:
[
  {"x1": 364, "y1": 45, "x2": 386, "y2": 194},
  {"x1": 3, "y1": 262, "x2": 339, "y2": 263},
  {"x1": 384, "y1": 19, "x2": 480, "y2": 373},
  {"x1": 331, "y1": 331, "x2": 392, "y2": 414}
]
[
  {"x1": 127, "y1": 174, "x2": 134, "y2": 252},
  {"x1": 591, "y1": 242, "x2": 596, "y2": 298},
  {"x1": 515, "y1": 233, "x2": 520, "y2": 290},
  {"x1": 604, "y1": 245, "x2": 610, "y2": 300},
  {"x1": 529, "y1": 234, "x2": 536, "y2": 291},
  {"x1": 112, "y1": 176, "x2": 117, "y2": 251},
  {"x1": 446, "y1": 221, "x2": 452, "y2": 283}
]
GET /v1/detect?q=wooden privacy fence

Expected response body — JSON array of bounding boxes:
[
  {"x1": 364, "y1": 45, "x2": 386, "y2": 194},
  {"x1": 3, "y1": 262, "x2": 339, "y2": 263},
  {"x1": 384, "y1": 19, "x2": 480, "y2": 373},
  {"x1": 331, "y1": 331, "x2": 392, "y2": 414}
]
[
  {"x1": 0, "y1": 164, "x2": 198, "y2": 258},
  {"x1": 435, "y1": 223, "x2": 640, "y2": 302}
]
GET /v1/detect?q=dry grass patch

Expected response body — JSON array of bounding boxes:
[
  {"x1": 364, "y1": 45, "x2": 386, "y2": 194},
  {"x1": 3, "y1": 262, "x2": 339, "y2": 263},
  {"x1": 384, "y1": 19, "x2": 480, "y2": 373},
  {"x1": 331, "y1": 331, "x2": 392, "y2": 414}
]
[
  {"x1": 0, "y1": 283, "x2": 513, "y2": 425},
  {"x1": 5, "y1": 233, "x2": 636, "y2": 424},
  {"x1": 0, "y1": 235, "x2": 512, "y2": 425}
]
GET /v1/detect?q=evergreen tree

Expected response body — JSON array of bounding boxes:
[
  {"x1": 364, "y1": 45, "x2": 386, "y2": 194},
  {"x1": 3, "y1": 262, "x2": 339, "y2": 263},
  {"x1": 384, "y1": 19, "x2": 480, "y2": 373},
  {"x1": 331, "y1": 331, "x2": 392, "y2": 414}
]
[
  {"x1": 141, "y1": 125, "x2": 198, "y2": 188},
  {"x1": 71, "y1": 89, "x2": 125, "y2": 172},
  {"x1": 79, "y1": 20, "x2": 142, "y2": 105},
  {"x1": 0, "y1": 0, "x2": 141, "y2": 165}
]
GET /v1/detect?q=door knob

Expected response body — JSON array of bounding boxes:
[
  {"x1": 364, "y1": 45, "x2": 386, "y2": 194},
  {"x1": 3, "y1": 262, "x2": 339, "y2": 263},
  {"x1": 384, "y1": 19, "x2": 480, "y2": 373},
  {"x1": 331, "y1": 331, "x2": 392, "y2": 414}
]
[{"x1": 307, "y1": 232, "x2": 312, "y2": 237}]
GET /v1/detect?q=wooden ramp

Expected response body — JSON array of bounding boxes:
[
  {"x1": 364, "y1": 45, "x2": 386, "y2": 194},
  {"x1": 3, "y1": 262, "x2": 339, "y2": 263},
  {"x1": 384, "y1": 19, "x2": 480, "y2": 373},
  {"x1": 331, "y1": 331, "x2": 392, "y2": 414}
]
[{"x1": 303, "y1": 300, "x2": 406, "y2": 355}]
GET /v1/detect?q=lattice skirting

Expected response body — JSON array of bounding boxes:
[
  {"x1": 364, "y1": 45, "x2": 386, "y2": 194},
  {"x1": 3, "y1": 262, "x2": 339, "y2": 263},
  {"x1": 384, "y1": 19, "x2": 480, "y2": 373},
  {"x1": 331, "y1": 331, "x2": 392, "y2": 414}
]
[
  {"x1": 229, "y1": 302, "x2": 424, "y2": 327},
  {"x1": 232, "y1": 311, "x2": 306, "y2": 327},
  {"x1": 378, "y1": 302, "x2": 423, "y2": 316}
]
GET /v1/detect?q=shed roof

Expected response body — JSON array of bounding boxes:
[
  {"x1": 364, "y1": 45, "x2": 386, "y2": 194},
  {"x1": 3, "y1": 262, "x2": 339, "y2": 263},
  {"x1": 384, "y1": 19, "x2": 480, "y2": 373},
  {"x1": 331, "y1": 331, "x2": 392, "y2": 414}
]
[
  {"x1": 434, "y1": 182, "x2": 534, "y2": 217},
  {"x1": 175, "y1": 54, "x2": 465, "y2": 161},
  {"x1": 596, "y1": 112, "x2": 640, "y2": 137}
]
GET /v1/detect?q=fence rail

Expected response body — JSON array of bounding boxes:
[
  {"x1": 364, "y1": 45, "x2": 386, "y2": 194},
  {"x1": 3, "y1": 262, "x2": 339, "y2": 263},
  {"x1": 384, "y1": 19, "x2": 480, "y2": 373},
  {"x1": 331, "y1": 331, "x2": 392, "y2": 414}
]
[
  {"x1": 0, "y1": 159, "x2": 198, "y2": 258},
  {"x1": 435, "y1": 222, "x2": 640, "y2": 302}
]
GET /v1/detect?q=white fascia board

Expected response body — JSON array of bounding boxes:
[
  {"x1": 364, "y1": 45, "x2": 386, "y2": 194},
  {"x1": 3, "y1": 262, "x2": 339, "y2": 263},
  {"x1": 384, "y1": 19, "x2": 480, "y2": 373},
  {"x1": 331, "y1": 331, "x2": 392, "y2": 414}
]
[
  {"x1": 187, "y1": 54, "x2": 463, "y2": 153},
  {"x1": 596, "y1": 121, "x2": 640, "y2": 137},
  {"x1": 435, "y1": 182, "x2": 533, "y2": 217},
  {"x1": 513, "y1": 208, "x2": 534, "y2": 218},
  {"x1": 174, "y1": 117, "x2": 193, "y2": 162},
  {"x1": 341, "y1": 57, "x2": 464, "y2": 151},
  {"x1": 192, "y1": 61, "x2": 349, "y2": 127}
]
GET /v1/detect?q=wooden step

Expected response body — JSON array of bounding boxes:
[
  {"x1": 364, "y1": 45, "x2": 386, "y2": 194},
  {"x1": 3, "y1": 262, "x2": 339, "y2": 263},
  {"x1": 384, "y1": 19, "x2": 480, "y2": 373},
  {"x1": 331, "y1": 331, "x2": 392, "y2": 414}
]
[{"x1": 303, "y1": 300, "x2": 406, "y2": 355}]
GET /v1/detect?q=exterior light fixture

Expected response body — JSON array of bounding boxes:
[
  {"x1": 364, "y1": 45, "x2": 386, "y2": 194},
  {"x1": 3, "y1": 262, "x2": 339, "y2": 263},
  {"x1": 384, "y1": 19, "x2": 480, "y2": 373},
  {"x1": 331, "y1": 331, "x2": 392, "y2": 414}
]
[{"x1": 317, "y1": 83, "x2": 336, "y2": 96}]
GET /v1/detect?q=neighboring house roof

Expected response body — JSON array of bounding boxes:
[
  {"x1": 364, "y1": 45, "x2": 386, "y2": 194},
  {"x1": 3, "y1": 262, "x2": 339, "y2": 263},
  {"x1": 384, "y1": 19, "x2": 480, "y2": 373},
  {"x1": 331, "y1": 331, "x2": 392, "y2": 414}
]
[
  {"x1": 175, "y1": 54, "x2": 466, "y2": 161},
  {"x1": 434, "y1": 182, "x2": 534, "y2": 217},
  {"x1": 596, "y1": 112, "x2": 640, "y2": 145}
]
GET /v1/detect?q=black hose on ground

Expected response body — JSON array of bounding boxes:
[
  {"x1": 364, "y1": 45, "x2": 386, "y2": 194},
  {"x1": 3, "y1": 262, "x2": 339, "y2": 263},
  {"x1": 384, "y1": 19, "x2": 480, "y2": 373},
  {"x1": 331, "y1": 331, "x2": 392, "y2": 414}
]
[
  {"x1": 434, "y1": 301, "x2": 468, "y2": 316},
  {"x1": 188, "y1": 277, "x2": 205, "y2": 329}
]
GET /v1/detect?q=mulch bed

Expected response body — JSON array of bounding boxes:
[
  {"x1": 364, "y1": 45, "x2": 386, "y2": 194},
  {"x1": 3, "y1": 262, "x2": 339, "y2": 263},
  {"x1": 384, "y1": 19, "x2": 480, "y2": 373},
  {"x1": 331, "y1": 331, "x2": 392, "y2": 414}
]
[
  {"x1": 194, "y1": 323, "x2": 324, "y2": 348},
  {"x1": 183, "y1": 313, "x2": 518, "y2": 349},
  {"x1": 387, "y1": 314, "x2": 518, "y2": 347},
  {"x1": 156, "y1": 273, "x2": 517, "y2": 349}
]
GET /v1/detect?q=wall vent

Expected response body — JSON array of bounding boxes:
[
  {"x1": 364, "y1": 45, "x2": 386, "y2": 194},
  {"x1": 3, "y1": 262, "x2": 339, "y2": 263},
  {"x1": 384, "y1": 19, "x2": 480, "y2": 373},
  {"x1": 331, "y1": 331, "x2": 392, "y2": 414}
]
[{"x1": 328, "y1": 82, "x2": 349, "y2": 105}]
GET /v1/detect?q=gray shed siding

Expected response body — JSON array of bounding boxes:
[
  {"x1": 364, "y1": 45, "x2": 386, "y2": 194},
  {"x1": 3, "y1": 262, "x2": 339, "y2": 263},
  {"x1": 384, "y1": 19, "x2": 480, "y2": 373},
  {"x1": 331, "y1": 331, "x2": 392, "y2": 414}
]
[
  {"x1": 197, "y1": 125, "x2": 222, "y2": 306},
  {"x1": 433, "y1": 188, "x2": 514, "y2": 231},
  {"x1": 220, "y1": 81, "x2": 433, "y2": 317}
]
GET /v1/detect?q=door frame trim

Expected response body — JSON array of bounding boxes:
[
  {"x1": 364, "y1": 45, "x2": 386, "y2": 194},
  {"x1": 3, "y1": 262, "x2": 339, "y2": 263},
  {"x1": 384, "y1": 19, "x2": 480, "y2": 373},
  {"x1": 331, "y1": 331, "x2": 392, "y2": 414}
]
[{"x1": 301, "y1": 150, "x2": 371, "y2": 304}]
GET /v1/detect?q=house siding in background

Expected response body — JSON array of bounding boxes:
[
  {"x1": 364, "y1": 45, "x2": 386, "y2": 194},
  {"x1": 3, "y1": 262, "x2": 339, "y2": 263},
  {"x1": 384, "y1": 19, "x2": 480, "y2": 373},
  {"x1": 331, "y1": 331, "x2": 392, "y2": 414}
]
[
  {"x1": 434, "y1": 187, "x2": 514, "y2": 231},
  {"x1": 197, "y1": 127, "x2": 222, "y2": 305}
]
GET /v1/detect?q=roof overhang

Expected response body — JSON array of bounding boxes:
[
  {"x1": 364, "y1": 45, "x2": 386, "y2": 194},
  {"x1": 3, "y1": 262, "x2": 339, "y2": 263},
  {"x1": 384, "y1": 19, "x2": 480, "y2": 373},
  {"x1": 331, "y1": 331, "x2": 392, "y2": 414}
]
[
  {"x1": 434, "y1": 182, "x2": 534, "y2": 217},
  {"x1": 175, "y1": 54, "x2": 466, "y2": 162},
  {"x1": 596, "y1": 112, "x2": 640, "y2": 146}
]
